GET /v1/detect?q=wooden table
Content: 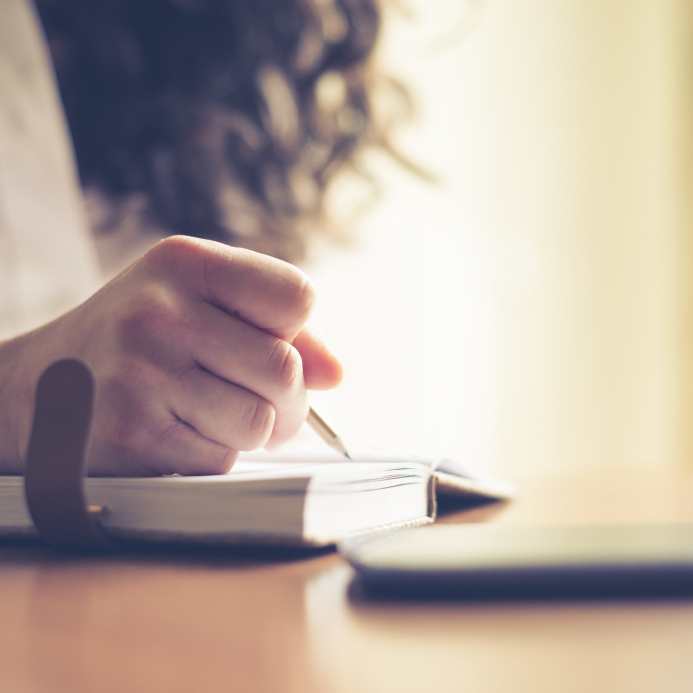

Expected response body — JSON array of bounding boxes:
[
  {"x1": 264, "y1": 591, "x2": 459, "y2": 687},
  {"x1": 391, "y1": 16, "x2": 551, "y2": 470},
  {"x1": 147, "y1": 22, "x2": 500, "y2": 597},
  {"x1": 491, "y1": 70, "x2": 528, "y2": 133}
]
[{"x1": 2, "y1": 468, "x2": 693, "y2": 693}]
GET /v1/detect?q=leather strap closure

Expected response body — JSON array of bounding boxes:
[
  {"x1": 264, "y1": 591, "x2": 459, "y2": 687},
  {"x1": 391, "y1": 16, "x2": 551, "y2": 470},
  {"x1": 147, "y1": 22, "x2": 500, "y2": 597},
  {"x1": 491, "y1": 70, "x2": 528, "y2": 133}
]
[{"x1": 24, "y1": 359, "x2": 112, "y2": 550}]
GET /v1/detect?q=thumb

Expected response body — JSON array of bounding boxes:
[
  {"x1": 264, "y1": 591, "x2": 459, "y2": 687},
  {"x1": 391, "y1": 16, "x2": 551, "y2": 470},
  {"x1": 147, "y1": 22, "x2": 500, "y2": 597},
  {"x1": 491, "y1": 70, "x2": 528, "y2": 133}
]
[{"x1": 292, "y1": 325, "x2": 344, "y2": 391}]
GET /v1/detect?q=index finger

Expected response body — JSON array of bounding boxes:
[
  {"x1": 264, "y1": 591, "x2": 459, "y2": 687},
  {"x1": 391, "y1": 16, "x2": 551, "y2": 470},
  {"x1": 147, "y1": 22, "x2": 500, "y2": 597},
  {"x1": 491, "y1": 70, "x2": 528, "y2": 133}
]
[{"x1": 141, "y1": 236, "x2": 316, "y2": 340}]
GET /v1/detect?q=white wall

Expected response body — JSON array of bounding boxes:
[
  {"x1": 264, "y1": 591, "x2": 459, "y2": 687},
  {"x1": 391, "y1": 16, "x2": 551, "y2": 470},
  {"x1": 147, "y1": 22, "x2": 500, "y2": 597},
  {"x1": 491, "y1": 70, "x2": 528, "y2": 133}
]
[{"x1": 304, "y1": 0, "x2": 693, "y2": 475}]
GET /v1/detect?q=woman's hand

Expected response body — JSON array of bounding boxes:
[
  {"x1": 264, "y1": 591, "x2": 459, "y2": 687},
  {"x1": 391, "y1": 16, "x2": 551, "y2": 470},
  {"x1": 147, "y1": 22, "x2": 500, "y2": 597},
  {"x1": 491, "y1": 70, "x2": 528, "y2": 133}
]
[{"x1": 0, "y1": 236, "x2": 343, "y2": 476}]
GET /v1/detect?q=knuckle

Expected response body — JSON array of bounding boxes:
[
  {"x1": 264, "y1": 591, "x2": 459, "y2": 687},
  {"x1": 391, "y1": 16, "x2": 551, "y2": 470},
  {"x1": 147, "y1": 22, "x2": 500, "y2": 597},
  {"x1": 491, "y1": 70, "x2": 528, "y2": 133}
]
[
  {"x1": 146, "y1": 235, "x2": 230, "y2": 286},
  {"x1": 284, "y1": 272, "x2": 316, "y2": 322},
  {"x1": 239, "y1": 398, "x2": 274, "y2": 450},
  {"x1": 203, "y1": 447, "x2": 238, "y2": 475},
  {"x1": 266, "y1": 340, "x2": 303, "y2": 394},
  {"x1": 145, "y1": 235, "x2": 204, "y2": 268},
  {"x1": 144, "y1": 236, "x2": 237, "y2": 305},
  {"x1": 141, "y1": 235, "x2": 225, "y2": 288}
]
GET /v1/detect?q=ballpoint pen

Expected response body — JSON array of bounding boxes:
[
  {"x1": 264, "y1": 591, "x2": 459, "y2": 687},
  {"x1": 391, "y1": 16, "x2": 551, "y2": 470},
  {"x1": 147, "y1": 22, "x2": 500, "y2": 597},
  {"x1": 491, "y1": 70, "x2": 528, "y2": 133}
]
[{"x1": 306, "y1": 406, "x2": 352, "y2": 459}]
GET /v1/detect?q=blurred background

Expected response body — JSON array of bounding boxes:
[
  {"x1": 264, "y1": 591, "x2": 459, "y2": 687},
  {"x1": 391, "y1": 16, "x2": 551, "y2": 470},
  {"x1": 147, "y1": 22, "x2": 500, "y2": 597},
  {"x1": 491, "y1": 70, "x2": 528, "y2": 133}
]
[
  {"x1": 306, "y1": 0, "x2": 693, "y2": 476},
  {"x1": 20, "y1": 0, "x2": 693, "y2": 477}
]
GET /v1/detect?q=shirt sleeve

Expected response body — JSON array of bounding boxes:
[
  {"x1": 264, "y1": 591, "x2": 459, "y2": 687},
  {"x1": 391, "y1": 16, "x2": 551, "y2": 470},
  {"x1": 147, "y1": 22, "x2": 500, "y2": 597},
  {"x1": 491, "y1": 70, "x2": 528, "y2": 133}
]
[{"x1": 0, "y1": 0, "x2": 102, "y2": 340}]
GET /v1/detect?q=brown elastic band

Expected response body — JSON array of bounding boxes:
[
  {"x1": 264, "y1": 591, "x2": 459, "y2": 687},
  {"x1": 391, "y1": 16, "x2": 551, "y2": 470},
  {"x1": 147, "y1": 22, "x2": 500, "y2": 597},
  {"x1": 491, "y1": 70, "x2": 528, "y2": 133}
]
[{"x1": 24, "y1": 359, "x2": 112, "y2": 550}]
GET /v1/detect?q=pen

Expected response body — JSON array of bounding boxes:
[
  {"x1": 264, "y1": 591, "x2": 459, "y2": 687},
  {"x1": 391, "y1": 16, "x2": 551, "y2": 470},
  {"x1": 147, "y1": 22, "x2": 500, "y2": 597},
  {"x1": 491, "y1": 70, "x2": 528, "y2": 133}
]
[{"x1": 306, "y1": 406, "x2": 352, "y2": 460}]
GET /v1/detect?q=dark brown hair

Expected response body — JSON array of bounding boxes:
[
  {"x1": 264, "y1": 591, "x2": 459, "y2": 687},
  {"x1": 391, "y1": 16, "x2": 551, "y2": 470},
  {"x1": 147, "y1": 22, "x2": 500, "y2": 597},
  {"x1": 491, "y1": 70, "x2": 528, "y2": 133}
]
[{"x1": 36, "y1": 0, "x2": 395, "y2": 262}]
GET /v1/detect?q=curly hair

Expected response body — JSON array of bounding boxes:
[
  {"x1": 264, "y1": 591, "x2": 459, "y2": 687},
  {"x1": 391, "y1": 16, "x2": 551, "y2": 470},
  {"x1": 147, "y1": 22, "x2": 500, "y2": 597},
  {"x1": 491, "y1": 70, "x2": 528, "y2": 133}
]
[{"x1": 35, "y1": 0, "x2": 397, "y2": 263}]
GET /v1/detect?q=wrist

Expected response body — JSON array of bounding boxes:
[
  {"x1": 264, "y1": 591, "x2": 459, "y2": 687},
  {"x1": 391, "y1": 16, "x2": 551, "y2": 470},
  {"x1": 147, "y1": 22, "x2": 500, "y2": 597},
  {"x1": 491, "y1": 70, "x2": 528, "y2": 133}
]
[{"x1": 0, "y1": 330, "x2": 42, "y2": 474}]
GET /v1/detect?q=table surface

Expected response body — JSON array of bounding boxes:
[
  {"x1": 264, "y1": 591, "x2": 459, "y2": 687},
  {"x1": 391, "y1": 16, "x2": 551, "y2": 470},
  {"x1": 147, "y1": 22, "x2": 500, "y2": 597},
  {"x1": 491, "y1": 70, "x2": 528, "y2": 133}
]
[{"x1": 3, "y1": 467, "x2": 693, "y2": 693}]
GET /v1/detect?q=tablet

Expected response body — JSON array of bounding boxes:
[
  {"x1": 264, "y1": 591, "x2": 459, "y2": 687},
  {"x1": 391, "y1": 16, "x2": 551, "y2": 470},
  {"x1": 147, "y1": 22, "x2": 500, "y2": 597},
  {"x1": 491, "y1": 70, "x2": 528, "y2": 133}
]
[{"x1": 340, "y1": 523, "x2": 693, "y2": 599}]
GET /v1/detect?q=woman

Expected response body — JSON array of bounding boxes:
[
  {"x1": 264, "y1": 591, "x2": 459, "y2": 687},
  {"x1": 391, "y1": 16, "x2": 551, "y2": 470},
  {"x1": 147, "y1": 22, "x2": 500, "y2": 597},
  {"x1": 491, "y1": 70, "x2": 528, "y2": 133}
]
[{"x1": 0, "y1": 0, "x2": 393, "y2": 477}]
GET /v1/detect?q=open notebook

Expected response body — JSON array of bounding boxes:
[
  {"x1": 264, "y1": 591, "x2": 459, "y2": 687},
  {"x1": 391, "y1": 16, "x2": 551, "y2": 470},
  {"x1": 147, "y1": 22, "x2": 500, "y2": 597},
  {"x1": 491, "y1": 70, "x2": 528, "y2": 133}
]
[{"x1": 0, "y1": 450, "x2": 514, "y2": 547}]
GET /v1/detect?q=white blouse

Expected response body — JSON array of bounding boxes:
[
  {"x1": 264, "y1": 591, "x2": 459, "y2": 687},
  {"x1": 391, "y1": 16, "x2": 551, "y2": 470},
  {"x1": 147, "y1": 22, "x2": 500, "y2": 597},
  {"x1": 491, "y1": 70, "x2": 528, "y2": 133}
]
[{"x1": 0, "y1": 0, "x2": 101, "y2": 340}]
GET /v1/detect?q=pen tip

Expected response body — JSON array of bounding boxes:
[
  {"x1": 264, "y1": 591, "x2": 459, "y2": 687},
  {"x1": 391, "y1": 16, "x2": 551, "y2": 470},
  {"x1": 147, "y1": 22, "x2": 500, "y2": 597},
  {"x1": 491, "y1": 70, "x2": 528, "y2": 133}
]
[{"x1": 344, "y1": 452, "x2": 352, "y2": 461}]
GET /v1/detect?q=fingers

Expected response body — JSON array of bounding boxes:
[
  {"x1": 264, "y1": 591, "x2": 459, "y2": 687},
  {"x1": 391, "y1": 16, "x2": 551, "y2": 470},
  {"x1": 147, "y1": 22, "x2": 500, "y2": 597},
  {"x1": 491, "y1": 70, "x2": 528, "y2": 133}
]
[
  {"x1": 140, "y1": 236, "x2": 316, "y2": 341},
  {"x1": 110, "y1": 282, "x2": 310, "y2": 452},
  {"x1": 147, "y1": 422, "x2": 238, "y2": 477},
  {"x1": 89, "y1": 381, "x2": 238, "y2": 477},
  {"x1": 169, "y1": 367, "x2": 276, "y2": 451},
  {"x1": 292, "y1": 325, "x2": 344, "y2": 391},
  {"x1": 181, "y1": 302, "x2": 309, "y2": 445}
]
